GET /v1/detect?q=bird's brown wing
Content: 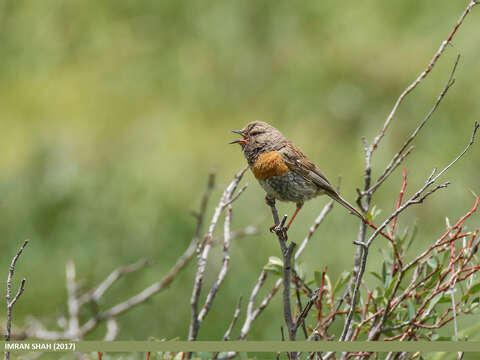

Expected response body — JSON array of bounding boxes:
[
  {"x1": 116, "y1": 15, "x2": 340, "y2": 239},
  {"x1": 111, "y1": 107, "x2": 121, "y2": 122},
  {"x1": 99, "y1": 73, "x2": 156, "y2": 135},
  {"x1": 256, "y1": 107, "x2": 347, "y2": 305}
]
[
  {"x1": 280, "y1": 143, "x2": 364, "y2": 219},
  {"x1": 279, "y1": 143, "x2": 337, "y2": 194}
]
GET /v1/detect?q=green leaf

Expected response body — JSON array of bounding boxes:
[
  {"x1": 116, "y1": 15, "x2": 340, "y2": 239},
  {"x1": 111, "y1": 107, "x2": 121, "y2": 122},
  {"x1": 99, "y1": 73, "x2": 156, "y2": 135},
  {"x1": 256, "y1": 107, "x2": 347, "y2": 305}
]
[
  {"x1": 385, "y1": 272, "x2": 400, "y2": 299},
  {"x1": 314, "y1": 270, "x2": 322, "y2": 287},
  {"x1": 382, "y1": 262, "x2": 387, "y2": 285},
  {"x1": 370, "y1": 271, "x2": 382, "y2": 282},
  {"x1": 333, "y1": 271, "x2": 352, "y2": 295},
  {"x1": 353, "y1": 312, "x2": 362, "y2": 322},
  {"x1": 374, "y1": 286, "x2": 386, "y2": 305},
  {"x1": 267, "y1": 256, "x2": 282, "y2": 266},
  {"x1": 427, "y1": 293, "x2": 450, "y2": 313},
  {"x1": 424, "y1": 269, "x2": 440, "y2": 289},
  {"x1": 471, "y1": 300, "x2": 480, "y2": 312},
  {"x1": 295, "y1": 262, "x2": 305, "y2": 279},
  {"x1": 426, "y1": 294, "x2": 442, "y2": 314},
  {"x1": 264, "y1": 256, "x2": 283, "y2": 276},
  {"x1": 427, "y1": 256, "x2": 438, "y2": 269},
  {"x1": 380, "y1": 247, "x2": 393, "y2": 265},
  {"x1": 396, "y1": 230, "x2": 407, "y2": 247},
  {"x1": 432, "y1": 335, "x2": 452, "y2": 341},
  {"x1": 438, "y1": 293, "x2": 452, "y2": 304},
  {"x1": 404, "y1": 225, "x2": 418, "y2": 252},
  {"x1": 369, "y1": 205, "x2": 382, "y2": 220},
  {"x1": 324, "y1": 274, "x2": 333, "y2": 295},
  {"x1": 441, "y1": 250, "x2": 450, "y2": 267},
  {"x1": 469, "y1": 283, "x2": 480, "y2": 295},
  {"x1": 383, "y1": 330, "x2": 395, "y2": 337},
  {"x1": 407, "y1": 300, "x2": 415, "y2": 320}
]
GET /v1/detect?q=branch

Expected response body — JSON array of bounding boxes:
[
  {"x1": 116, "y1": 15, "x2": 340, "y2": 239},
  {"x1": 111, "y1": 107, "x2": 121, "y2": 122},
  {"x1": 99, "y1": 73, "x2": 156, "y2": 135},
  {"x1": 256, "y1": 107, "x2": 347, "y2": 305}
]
[
  {"x1": 104, "y1": 318, "x2": 119, "y2": 341},
  {"x1": 295, "y1": 199, "x2": 335, "y2": 259},
  {"x1": 233, "y1": 198, "x2": 334, "y2": 349},
  {"x1": 65, "y1": 261, "x2": 80, "y2": 340},
  {"x1": 367, "y1": 54, "x2": 460, "y2": 195},
  {"x1": 267, "y1": 200, "x2": 299, "y2": 360},
  {"x1": 198, "y1": 203, "x2": 233, "y2": 322},
  {"x1": 5, "y1": 239, "x2": 29, "y2": 360},
  {"x1": 341, "y1": 121, "x2": 479, "y2": 342},
  {"x1": 212, "y1": 297, "x2": 243, "y2": 360},
  {"x1": 78, "y1": 258, "x2": 154, "y2": 306},
  {"x1": 238, "y1": 270, "x2": 281, "y2": 341},
  {"x1": 294, "y1": 288, "x2": 320, "y2": 333},
  {"x1": 370, "y1": 1, "x2": 476, "y2": 152},
  {"x1": 26, "y1": 172, "x2": 218, "y2": 341},
  {"x1": 188, "y1": 167, "x2": 248, "y2": 343},
  {"x1": 391, "y1": 169, "x2": 407, "y2": 236},
  {"x1": 223, "y1": 297, "x2": 242, "y2": 341}
]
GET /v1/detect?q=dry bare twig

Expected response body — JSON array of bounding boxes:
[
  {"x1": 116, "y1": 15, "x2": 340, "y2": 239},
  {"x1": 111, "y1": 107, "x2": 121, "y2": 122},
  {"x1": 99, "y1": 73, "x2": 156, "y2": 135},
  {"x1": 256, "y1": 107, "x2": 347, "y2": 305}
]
[
  {"x1": 217, "y1": 200, "x2": 334, "y2": 360},
  {"x1": 339, "y1": 3, "x2": 480, "y2": 347},
  {"x1": 188, "y1": 167, "x2": 248, "y2": 344},
  {"x1": 5, "y1": 239, "x2": 29, "y2": 360},
  {"x1": 25, "y1": 172, "x2": 229, "y2": 340},
  {"x1": 342, "y1": 121, "x2": 479, "y2": 343}
]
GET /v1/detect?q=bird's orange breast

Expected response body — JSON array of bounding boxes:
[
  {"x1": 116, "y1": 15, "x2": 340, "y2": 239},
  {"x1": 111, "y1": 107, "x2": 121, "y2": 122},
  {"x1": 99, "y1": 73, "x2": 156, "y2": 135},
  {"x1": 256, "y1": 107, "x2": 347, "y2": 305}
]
[{"x1": 250, "y1": 151, "x2": 290, "y2": 180}]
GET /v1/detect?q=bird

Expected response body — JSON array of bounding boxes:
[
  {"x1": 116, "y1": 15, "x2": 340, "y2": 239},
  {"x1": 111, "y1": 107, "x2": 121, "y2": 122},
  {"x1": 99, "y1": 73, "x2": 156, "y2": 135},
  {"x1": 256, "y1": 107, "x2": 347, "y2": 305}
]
[{"x1": 230, "y1": 121, "x2": 364, "y2": 230}]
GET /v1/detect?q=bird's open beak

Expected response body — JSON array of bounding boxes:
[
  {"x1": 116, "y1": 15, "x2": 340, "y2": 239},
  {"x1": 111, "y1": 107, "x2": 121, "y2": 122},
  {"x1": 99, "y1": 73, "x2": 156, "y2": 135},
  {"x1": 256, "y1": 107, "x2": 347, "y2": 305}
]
[{"x1": 229, "y1": 130, "x2": 248, "y2": 145}]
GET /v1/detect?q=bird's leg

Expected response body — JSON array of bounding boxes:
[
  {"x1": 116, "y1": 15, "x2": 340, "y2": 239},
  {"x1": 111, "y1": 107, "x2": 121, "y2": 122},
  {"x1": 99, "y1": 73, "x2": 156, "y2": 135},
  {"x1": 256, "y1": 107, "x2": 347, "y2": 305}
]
[
  {"x1": 265, "y1": 195, "x2": 276, "y2": 208},
  {"x1": 266, "y1": 196, "x2": 281, "y2": 232},
  {"x1": 286, "y1": 203, "x2": 303, "y2": 230}
]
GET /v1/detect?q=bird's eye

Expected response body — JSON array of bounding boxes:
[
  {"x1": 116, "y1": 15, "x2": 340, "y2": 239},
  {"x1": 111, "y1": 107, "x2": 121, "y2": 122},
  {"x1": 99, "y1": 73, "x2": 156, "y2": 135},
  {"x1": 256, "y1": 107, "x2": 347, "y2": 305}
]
[{"x1": 250, "y1": 130, "x2": 263, "y2": 136}]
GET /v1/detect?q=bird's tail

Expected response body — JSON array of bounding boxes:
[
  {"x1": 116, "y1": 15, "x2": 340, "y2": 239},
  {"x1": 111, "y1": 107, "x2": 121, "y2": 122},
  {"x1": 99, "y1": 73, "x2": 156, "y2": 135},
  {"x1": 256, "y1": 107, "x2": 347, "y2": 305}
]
[
  {"x1": 327, "y1": 191, "x2": 394, "y2": 242},
  {"x1": 328, "y1": 191, "x2": 364, "y2": 220}
]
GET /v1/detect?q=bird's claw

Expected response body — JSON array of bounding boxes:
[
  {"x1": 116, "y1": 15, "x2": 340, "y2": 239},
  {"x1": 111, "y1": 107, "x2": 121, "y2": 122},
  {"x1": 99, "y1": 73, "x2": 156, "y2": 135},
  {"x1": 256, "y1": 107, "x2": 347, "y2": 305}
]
[{"x1": 270, "y1": 223, "x2": 288, "y2": 234}]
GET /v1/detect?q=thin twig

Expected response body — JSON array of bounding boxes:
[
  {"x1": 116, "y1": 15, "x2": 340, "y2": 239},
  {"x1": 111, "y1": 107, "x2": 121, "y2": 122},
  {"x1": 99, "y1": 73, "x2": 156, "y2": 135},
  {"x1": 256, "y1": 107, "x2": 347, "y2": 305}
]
[
  {"x1": 370, "y1": 1, "x2": 475, "y2": 153},
  {"x1": 78, "y1": 258, "x2": 154, "y2": 306},
  {"x1": 198, "y1": 203, "x2": 234, "y2": 322},
  {"x1": 367, "y1": 55, "x2": 461, "y2": 195},
  {"x1": 223, "y1": 297, "x2": 243, "y2": 341},
  {"x1": 66, "y1": 261, "x2": 80, "y2": 340},
  {"x1": 104, "y1": 318, "x2": 119, "y2": 341},
  {"x1": 391, "y1": 169, "x2": 408, "y2": 235},
  {"x1": 294, "y1": 288, "x2": 320, "y2": 333},
  {"x1": 295, "y1": 199, "x2": 335, "y2": 259},
  {"x1": 212, "y1": 297, "x2": 243, "y2": 360},
  {"x1": 189, "y1": 167, "x2": 247, "y2": 343},
  {"x1": 5, "y1": 239, "x2": 29, "y2": 360},
  {"x1": 342, "y1": 122, "x2": 479, "y2": 342},
  {"x1": 26, "y1": 173, "x2": 218, "y2": 341}
]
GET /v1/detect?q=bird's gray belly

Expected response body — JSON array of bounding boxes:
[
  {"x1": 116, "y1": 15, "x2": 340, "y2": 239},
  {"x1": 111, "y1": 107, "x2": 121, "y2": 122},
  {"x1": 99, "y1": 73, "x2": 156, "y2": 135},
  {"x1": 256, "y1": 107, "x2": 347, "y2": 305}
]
[{"x1": 258, "y1": 172, "x2": 320, "y2": 203}]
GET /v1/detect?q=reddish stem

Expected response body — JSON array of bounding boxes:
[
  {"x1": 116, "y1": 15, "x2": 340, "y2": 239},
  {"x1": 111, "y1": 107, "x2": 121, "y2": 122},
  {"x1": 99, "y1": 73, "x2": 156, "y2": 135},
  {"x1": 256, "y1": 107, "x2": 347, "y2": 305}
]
[
  {"x1": 453, "y1": 197, "x2": 479, "y2": 229},
  {"x1": 391, "y1": 168, "x2": 408, "y2": 235},
  {"x1": 363, "y1": 218, "x2": 394, "y2": 242}
]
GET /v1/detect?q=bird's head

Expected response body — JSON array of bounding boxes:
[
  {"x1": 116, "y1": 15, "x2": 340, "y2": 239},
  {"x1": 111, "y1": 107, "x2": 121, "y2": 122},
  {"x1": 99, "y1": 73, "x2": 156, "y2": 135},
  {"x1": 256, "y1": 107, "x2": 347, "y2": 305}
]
[{"x1": 230, "y1": 121, "x2": 287, "y2": 164}]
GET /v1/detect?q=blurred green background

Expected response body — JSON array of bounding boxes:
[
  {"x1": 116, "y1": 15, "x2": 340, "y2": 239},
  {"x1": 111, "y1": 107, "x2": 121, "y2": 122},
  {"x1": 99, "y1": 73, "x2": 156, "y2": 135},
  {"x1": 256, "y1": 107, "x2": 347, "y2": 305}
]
[{"x1": 1, "y1": 0, "x2": 479, "y2": 348}]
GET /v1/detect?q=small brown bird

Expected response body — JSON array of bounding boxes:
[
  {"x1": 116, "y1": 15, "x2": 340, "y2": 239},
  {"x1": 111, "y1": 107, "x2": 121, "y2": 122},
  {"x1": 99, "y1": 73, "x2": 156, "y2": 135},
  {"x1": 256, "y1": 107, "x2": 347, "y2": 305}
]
[{"x1": 230, "y1": 121, "x2": 363, "y2": 229}]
